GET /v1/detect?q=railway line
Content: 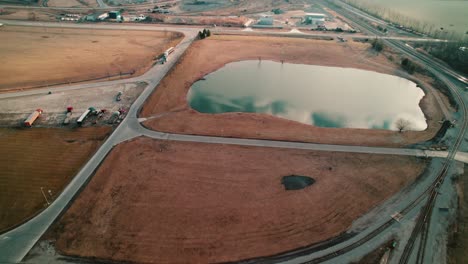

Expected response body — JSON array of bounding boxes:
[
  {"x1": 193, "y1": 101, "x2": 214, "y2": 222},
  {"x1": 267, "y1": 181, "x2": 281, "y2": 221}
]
[
  {"x1": 0, "y1": 2, "x2": 466, "y2": 262},
  {"x1": 399, "y1": 74, "x2": 467, "y2": 263},
  {"x1": 321, "y1": 0, "x2": 468, "y2": 263},
  {"x1": 331, "y1": 0, "x2": 467, "y2": 86},
  {"x1": 222, "y1": 3, "x2": 468, "y2": 261}
]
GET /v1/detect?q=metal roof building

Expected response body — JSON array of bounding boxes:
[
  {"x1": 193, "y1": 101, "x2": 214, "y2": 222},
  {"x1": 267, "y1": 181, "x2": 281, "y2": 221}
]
[{"x1": 304, "y1": 13, "x2": 326, "y2": 25}]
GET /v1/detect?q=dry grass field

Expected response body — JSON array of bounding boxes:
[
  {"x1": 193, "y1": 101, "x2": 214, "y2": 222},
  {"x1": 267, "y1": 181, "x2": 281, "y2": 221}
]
[
  {"x1": 0, "y1": 127, "x2": 111, "y2": 232},
  {"x1": 140, "y1": 35, "x2": 446, "y2": 147},
  {"x1": 47, "y1": 0, "x2": 97, "y2": 7},
  {"x1": 0, "y1": 26, "x2": 183, "y2": 91},
  {"x1": 50, "y1": 137, "x2": 426, "y2": 263}
]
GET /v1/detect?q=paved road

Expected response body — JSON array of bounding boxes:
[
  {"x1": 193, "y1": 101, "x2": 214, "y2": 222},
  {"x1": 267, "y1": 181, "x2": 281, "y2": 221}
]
[
  {"x1": 0, "y1": 19, "x2": 465, "y2": 263},
  {"x1": 0, "y1": 19, "x2": 460, "y2": 161},
  {"x1": 332, "y1": 0, "x2": 467, "y2": 86},
  {"x1": 95, "y1": 0, "x2": 108, "y2": 8},
  {"x1": 0, "y1": 21, "x2": 198, "y2": 263},
  {"x1": 306, "y1": 1, "x2": 467, "y2": 263}
]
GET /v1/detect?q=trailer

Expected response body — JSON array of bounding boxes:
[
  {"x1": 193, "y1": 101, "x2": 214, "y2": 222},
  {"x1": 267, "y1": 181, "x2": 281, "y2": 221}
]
[
  {"x1": 24, "y1": 109, "x2": 43, "y2": 127},
  {"x1": 163, "y1": 47, "x2": 175, "y2": 59},
  {"x1": 135, "y1": 14, "x2": 147, "y2": 21},
  {"x1": 63, "y1": 111, "x2": 73, "y2": 125},
  {"x1": 77, "y1": 109, "x2": 91, "y2": 125},
  {"x1": 98, "y1": 12, "x2": 109, "y2": 21}
]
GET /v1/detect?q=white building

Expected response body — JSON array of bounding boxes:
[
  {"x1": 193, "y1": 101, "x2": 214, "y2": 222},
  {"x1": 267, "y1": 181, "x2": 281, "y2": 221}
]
[{"x1": 304, "y1": 13, "x2": 326, "y2": 25}]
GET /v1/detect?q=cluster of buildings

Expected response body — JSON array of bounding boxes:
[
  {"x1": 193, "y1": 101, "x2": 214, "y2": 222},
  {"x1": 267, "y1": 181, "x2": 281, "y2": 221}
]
[
  {"x1": 254, "y1": 12, "x2": 327, "y2": 29},
  {"x1": 84, "y1": 10, "x2": 122, "y2": 22}
]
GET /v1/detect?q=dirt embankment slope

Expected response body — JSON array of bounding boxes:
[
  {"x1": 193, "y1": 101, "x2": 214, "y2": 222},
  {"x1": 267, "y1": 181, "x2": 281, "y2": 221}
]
[
  {"x1": 0, "y1": 26, "x2": 183, "y2": 91},
  {"x1": 0, "y1": 127, "x2": 111, "y2": 232},
  {"x1": 51, "y1": 137, "x2": 426, "y2": 263},
  {"x1": 448, "y1": 164, "x2": 468, "y2": 263},
  {"x1": 140, "y1": 35, "x2": 445, "y2": 147}
]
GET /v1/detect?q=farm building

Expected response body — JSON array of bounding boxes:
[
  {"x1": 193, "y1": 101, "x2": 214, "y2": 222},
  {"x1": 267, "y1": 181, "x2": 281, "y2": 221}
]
[
  {"x1": 257, "y1": 17, "x2": 274, "y2": 26},
  {"x1": 108, "y1": 11, "x2": 121, "y2": 20},
  {"x1": 304, "y1": 13, "x2": 326, "y2": 25},
  {"x1": 85, "y1": 12, "x2": 109, "y2": 21}
]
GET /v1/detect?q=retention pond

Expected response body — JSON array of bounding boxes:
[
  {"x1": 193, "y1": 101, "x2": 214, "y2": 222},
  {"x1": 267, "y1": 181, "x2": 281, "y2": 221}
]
[{"x1": 187, "y1": 60, "x2": 427, "y2": 131}]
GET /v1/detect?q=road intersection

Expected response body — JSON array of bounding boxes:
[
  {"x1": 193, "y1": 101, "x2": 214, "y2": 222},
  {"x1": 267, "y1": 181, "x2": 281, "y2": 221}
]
[{"x1": 0, "y1": 17, "x2": 466, "y2": 263}]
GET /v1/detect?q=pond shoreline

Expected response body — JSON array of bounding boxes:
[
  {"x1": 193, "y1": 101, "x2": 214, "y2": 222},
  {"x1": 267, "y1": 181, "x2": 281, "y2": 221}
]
[
  {"x1": 140, "y1": 35, "x2": 448, "y2": 147},
  {"x1": 187, "y1": 60, "x2": 428, "y2": 131}
]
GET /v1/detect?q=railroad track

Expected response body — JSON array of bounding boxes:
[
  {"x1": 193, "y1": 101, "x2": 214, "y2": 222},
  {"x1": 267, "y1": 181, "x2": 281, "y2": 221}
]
[
  {"x1": 398, "y1": 73, "x2": 467, "y2": 263},
  {"x1": 297, "y1": 1, "x2": 468, "y2": 263},
  {"x1": 223, "y1": 2, "x2": 467, "y2": 263}
]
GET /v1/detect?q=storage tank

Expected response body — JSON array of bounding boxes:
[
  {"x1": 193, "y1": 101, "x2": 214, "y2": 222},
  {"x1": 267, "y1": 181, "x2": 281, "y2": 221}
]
[{"x1": 24, "y1": 109, "x2": 43, "y2": 127}]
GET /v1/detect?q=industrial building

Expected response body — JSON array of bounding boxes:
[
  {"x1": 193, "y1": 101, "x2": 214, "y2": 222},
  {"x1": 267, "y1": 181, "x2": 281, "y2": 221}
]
[
  {"x1": 108, "y1": 11, "x2": 122, "y2": 20},
  {"x1": 85, "y1": 12, "x2": 109, "y2": 21},
  {"x1": 257, "y1": 17, "x2": 274, "y2": 26},
  {"x1": 304, "y1": 13, "x2": 326, "y2": 25},
  {"x1": 253, "y1": 16, "x2": 282, "y2": 29}
]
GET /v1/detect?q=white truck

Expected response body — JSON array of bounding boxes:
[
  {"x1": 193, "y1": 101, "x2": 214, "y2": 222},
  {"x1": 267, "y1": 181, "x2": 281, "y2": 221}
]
[{"x1": 135, "y1": 14, "x2": 147, "y2": 21}]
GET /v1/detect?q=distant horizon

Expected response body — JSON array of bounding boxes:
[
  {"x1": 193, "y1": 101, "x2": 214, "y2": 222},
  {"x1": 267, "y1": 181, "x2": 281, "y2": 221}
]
[{"x1": 350, "y1": 0, "x2": 468, "y2": 37}]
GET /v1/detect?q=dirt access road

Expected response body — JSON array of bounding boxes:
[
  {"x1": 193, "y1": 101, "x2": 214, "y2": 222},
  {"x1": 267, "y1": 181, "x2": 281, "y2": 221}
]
[
  {"x1": 49, "y1": 137, "x2": 426, "y2": 263},
  {"x1": 0, "y1": 26, "x2": 182, "y2": 91},
  {"x1": 140, "y1": 35, "x2": 447, "y2": 147},
  {"x1": 0, "y1": 127, "x2": 111, "y2": 233}
]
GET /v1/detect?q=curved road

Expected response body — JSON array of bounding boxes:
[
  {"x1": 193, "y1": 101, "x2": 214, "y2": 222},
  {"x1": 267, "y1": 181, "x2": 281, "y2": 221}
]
[{"x1": 0, "y1": 19, "x2": 465, "y2": 263}]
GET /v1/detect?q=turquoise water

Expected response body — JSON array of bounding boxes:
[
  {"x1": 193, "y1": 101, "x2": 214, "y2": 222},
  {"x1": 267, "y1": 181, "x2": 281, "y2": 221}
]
[{"x1": 187, "y1": 60, "x2": 427, "y2": 131}]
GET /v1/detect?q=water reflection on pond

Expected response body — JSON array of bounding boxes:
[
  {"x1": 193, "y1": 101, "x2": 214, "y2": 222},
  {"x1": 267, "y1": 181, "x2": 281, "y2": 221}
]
[{"x1": 187, "y1": 60, "x2": 427, "y2": 131}]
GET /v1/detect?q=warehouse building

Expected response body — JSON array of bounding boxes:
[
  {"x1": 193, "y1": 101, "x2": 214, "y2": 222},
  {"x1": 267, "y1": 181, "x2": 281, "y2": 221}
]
[{"x1": 304, "y1": 13, "x2": 326, "y2": 25}]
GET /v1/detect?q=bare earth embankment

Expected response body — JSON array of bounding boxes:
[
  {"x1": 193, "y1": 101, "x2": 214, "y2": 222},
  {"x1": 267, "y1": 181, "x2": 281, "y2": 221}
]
[
  {"x1": 448, "y1": 164, "x2": 468, "y2": 263},
  {"x1": 140, "y1": 35, "x2": 446, "y2": 147},
  {"x1": 0, "y1": 127, "x2": 111, "y2": 232},
  {"x1": 49, "y1": 137, "x2": 426, "y2": 263},
  {"x1": 0, "y1": 26, "x2": 183, "y2": 91}
]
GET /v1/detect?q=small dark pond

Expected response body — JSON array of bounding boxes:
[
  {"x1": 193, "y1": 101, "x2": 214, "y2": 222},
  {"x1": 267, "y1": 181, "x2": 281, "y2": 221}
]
[{"x1": 281, "y1": 175, "x2": 316, "y2": 190}]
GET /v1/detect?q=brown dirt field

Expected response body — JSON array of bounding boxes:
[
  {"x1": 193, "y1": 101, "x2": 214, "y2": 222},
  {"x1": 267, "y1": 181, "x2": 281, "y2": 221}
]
[
  {"x1": 51, "y1": 137, "x2": 426, "y2": 263},
  {"x1": 47, "y1": 0, "x2": 83, "y2": 7},
  {"x1": 181, "y1": 0, "x2": 293, "y2": 16},
  {"x1": 0, "y1": 126, "x2": 111, "y2": 233},
  {"x1": 140, "y1": 35, "x2": 444, "y2": 147},
  {"x1": 47, "y1": 0, "x2": 97, "y2": 7},
  {"x1": 0, "y1": 26, "x2": 183, "y2": 91},
  {"x1": 0, "y1": 9, "x2": 57, "y2": 21},
  {"x1": 163, "y1": 15, "x2": 249, "y2": 27}
]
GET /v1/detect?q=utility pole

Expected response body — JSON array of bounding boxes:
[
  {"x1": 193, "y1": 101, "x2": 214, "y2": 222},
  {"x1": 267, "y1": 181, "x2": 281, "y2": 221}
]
[{"x1": 40, "y1": 187, "x2": 50, "y2": 206}]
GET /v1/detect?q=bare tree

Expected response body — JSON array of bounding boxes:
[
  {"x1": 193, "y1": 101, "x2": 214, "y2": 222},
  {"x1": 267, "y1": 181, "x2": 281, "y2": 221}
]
[
  {"x1": 395, "y1": 118, "x2": 411, "y2": 132},
  {"x1": 28, "y1": 12, "x2": 36, "y2": 21}
]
